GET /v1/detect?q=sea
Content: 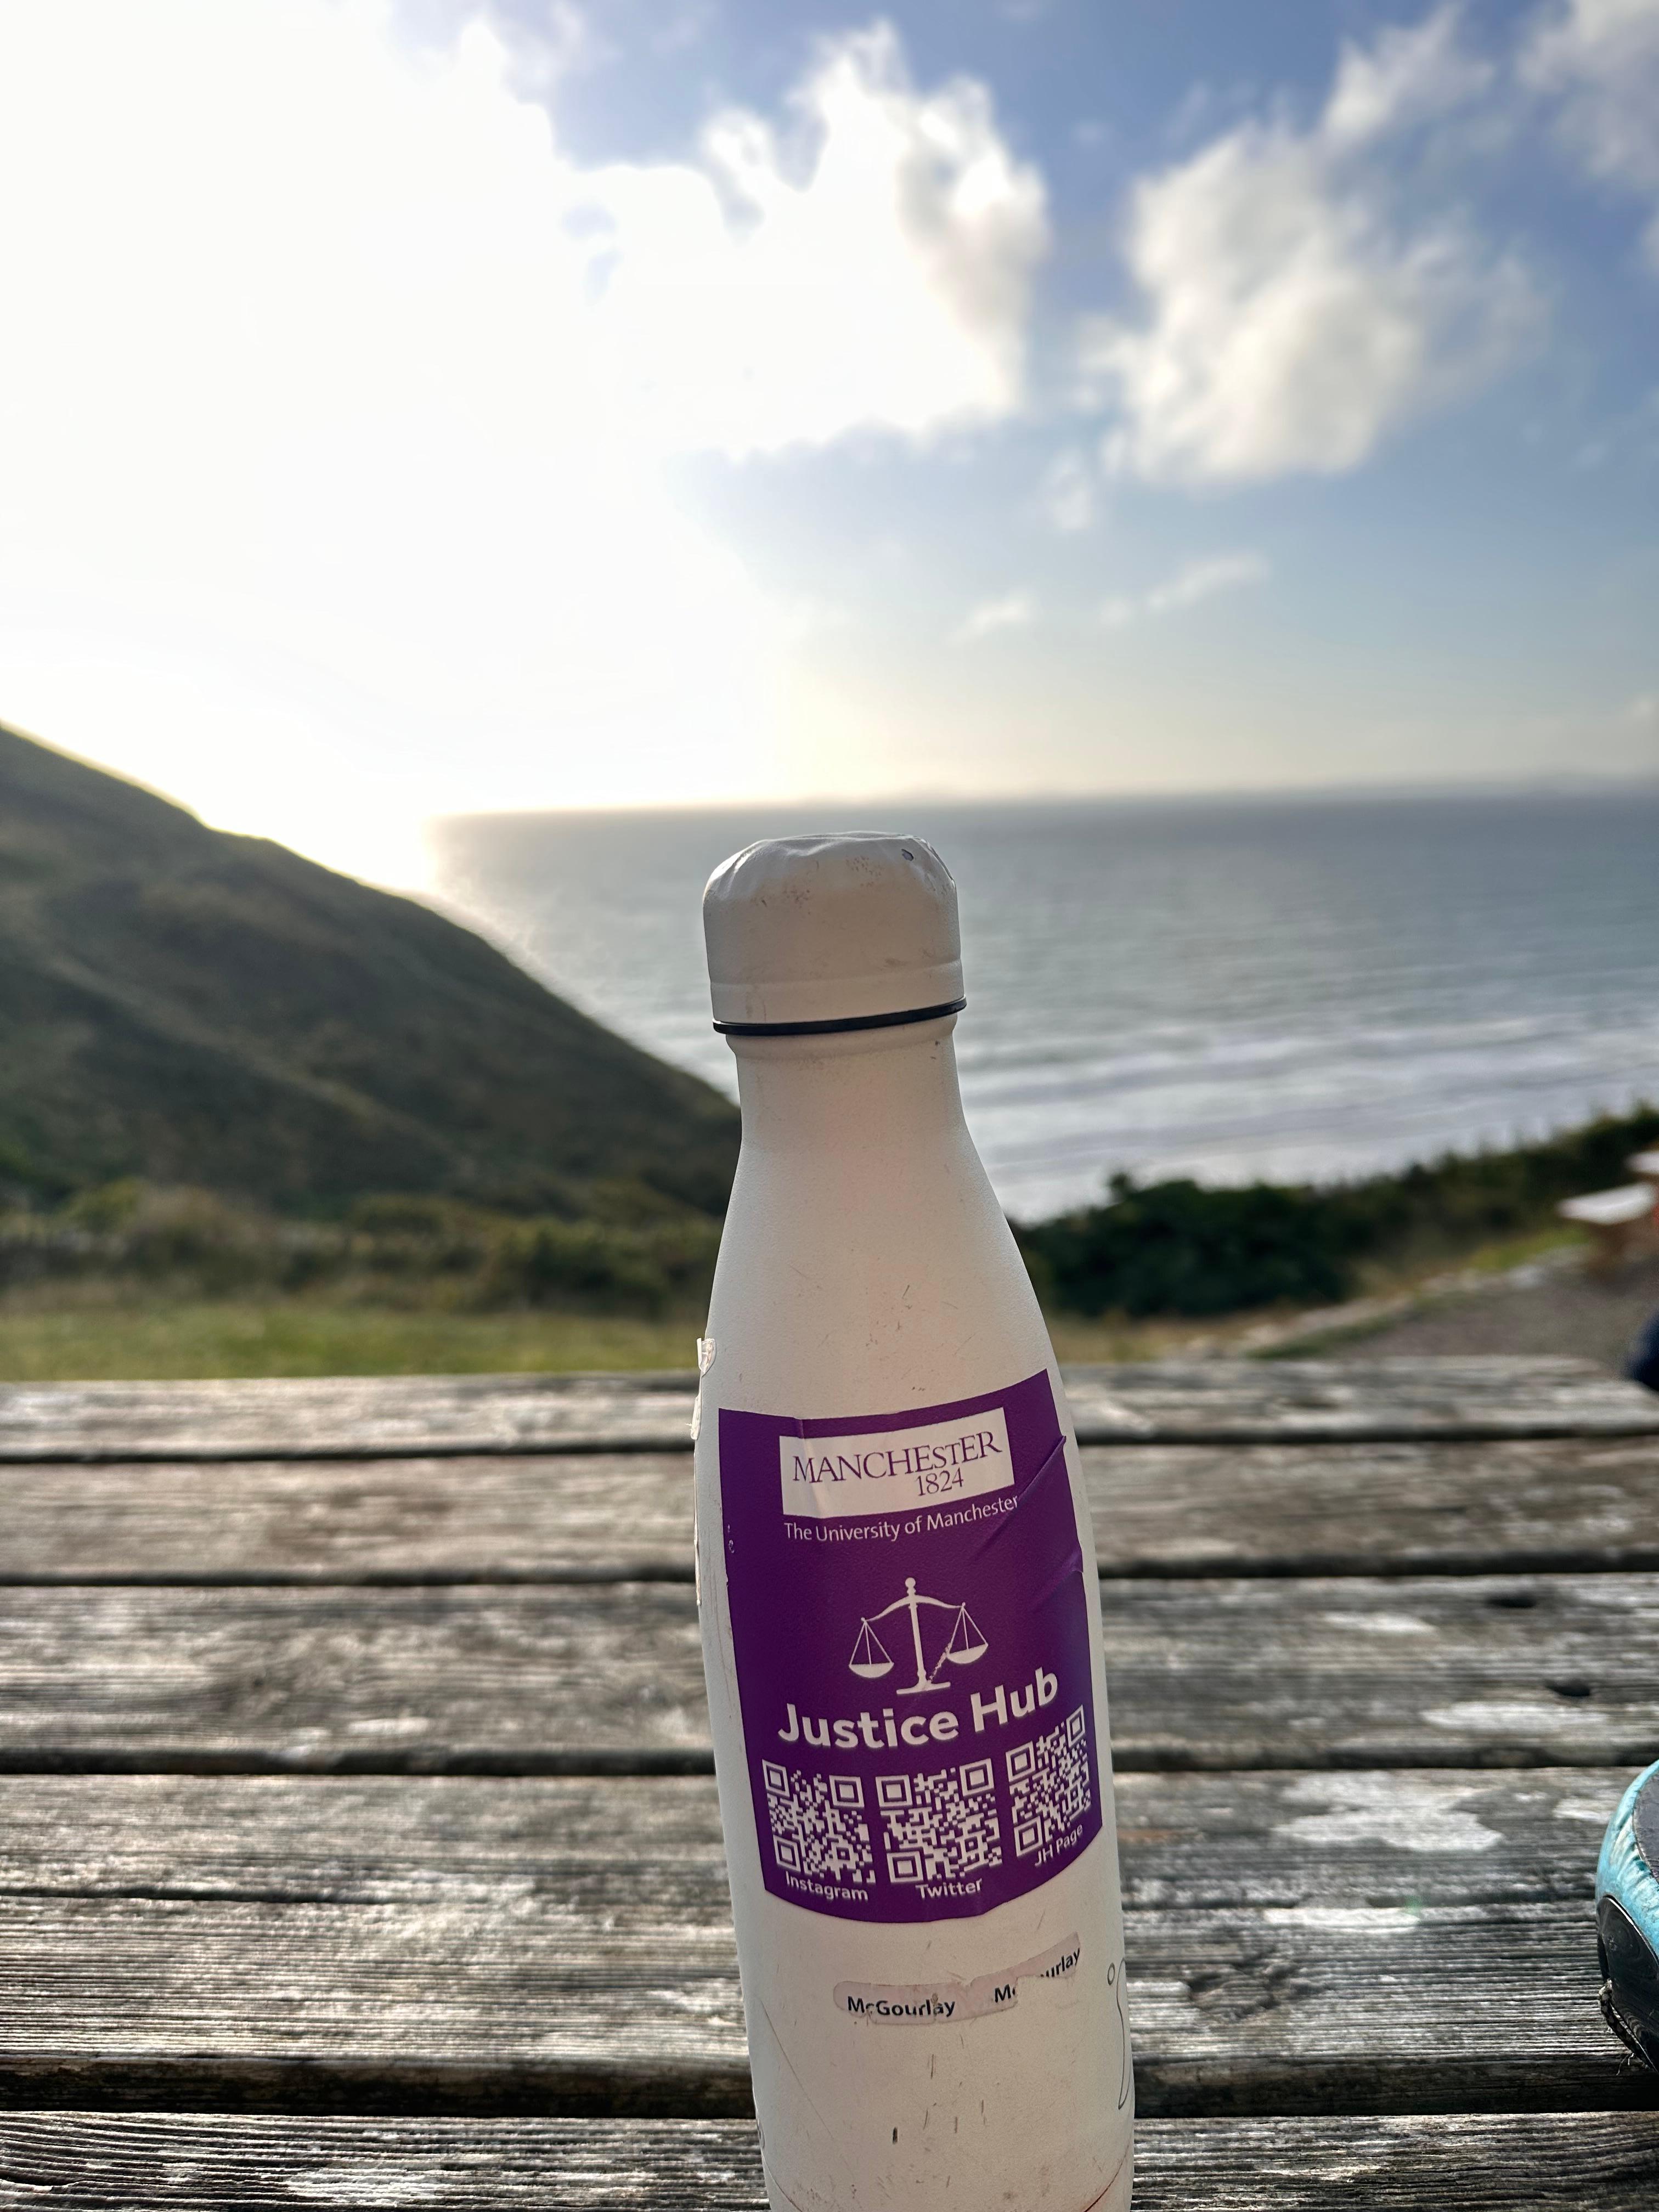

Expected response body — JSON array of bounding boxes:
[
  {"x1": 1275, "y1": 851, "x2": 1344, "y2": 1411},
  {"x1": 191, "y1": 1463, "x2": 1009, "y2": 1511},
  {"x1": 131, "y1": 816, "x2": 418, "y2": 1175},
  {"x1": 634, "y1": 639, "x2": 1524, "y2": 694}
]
[{"x1": 425, "y1": 789, "x2": 1659, "y2": 1222}]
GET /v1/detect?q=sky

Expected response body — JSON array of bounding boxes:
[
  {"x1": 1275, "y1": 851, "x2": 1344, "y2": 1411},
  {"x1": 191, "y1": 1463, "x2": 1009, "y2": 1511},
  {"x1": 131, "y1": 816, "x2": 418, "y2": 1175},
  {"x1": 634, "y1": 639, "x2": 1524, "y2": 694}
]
[{"x1": 0, "y1": 0, "x2": 1655, "y2": 885}]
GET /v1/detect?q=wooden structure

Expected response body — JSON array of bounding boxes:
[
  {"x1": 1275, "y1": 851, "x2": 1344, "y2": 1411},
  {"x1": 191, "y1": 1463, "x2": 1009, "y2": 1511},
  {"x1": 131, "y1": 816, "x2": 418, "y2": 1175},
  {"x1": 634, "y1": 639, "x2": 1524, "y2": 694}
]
[
  {"x1": 2, "y1": 1357, "x2": 1658, "y2": 2204},
  {"x1": 1556, "y1": 1149, "x2": 1659, "y2": 1271},
  {"x1": 1558, "y1": 1184, "x2": 1658, "y2": 1271}
]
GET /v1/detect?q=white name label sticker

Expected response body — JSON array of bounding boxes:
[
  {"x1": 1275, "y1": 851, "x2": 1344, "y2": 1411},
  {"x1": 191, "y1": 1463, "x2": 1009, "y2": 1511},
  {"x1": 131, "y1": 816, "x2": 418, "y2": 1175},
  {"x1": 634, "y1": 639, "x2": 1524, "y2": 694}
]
[
  {"x1": 779, "y1": 1407, "x2": 1013, "y2": 1521},
  {"x1": 834, "y1": 1934, "x2": 1081, "y2": 2023}
]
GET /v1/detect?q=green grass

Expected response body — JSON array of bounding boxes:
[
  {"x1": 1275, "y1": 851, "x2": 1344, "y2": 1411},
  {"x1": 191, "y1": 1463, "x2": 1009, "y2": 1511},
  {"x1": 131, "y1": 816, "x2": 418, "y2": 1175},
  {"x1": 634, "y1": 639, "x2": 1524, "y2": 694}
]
[
  {"x1": 0, "y1": 1283, "x2": 1222, "y2": 1381},
  {"x1": 0, "y1": 721, "x2": 740, "y2": 1219},
  {"x1": 0, "y1": 1221, "x2": 1602, "y2": 1381},
  {"x1": 1442, "y1": 1223, "x2": 1582, "y2": 1277},
  {"x1": 0, "y1": 1293, "x2": 702, "y2": 1380}
]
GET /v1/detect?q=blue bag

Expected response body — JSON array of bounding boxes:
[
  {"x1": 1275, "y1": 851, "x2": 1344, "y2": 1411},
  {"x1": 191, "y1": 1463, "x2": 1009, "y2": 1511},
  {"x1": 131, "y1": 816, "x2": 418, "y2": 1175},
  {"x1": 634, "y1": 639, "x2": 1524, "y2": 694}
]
[{"x1": 1597, "y1": 1758, "x2": 1659, "y2": 2069}]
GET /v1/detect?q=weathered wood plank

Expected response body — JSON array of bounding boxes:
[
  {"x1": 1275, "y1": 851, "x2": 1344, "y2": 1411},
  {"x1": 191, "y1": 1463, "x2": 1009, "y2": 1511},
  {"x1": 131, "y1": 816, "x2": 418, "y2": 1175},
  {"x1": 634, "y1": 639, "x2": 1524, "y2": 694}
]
[
  {"x1": 0, "y1": 1358, "x2": 1651, "y2": 1464},
  {"x1": 0, "y1": 1453, "x2": 696, "y2": 1585},
  {"x1": 0, "y1": 1770, "x2": 1648, "y2": 2118},
  {"x1": 0, "y1": 1372, "x2": 700, "y2": 1464},
  {"x1": 1086, "y1": 1435, "x2": 1659, "y2": 1579},
  {"x1": 0, "y1": 2112, "x2": 1655, "y2": 2210},
  {"x1": 1065, "y1": 1359, "x2": 1659, "y2": 1444},
  {"x1": 4, "y1": 1436, "x2": 1655, "y2": 1585},
  {"x1": 2, "y1": 1575, "x2": 1654, "y2": 1773},
  {"x1": 0, "y1": 1768, "x2": 1618, "y2": 1915},
  {"x1": 0, "y1": 1581, "x2": 713, "y2": 1775}
]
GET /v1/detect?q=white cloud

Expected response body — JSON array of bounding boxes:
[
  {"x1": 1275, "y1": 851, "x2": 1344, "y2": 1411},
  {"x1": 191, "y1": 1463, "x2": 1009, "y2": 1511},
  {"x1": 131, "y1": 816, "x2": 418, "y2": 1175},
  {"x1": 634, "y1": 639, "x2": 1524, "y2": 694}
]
[
  {"x1": 1090, "y1": 7, "x2": 1536, "y2": 484},
  {"x1": 1035, "y1": 447, "x2": 1096, "y2": 532},
  {"x1": 951, "y1": 589, "x2": 1039, "y2": 642},
  {"x1": 1099, "y1": 552, "x2": 1268, "y2": 628},
  {"x1": 581, "y1": 23, "x2": 1049, "y2": 456},
  {"x1": 1323, "y1": 6, "x2": 1493, "y2": 147},
  {"x1": 0, "y1": 3, "x2": 1042, "y2": 881},
  {"x1": 1523, "y1": 0, "x2": 1659, "y2": 267},
  {"x1": 449, "y1": 0, "x2": 596, "y2": 94}
]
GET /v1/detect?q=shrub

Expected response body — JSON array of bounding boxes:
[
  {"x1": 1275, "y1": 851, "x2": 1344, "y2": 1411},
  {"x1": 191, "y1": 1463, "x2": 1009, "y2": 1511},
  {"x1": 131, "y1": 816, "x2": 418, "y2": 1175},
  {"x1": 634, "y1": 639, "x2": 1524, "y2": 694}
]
[
  {"x1": 1016, "y1": 1104, "x2": 1659, "y2": 1321},
  {"x1": 477, "y1": 1220, "x2": 682, "y2": 1315},
  {"x1": 347, "y1": 1194, "x2": 491, "y2": 1278},
  {"x1": 118, "y1": 1186, "x2": 279, "y2": 1291},
  {"x1": 1322, "y1": 1107, "x2": 1659, "y2": 1262},
  {"x1": 1018, "y1": 1175, "x2": 1352, "y2": 1319},
  {"x1": 61, "y1": 1178, "x2": 146, "y2": 1233}
]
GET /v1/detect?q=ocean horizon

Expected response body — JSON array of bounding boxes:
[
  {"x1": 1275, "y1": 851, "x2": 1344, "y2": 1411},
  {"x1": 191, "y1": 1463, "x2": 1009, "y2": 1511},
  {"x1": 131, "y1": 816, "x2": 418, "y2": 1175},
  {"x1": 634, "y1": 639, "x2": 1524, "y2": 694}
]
[{"x1": 426, "y1": 786, "x2": 1659, "y2": 1220}]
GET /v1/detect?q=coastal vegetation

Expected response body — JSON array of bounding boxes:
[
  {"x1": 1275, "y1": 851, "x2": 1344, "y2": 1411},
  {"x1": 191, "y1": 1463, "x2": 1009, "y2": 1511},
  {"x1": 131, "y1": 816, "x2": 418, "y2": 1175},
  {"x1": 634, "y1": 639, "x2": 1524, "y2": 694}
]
[
  {"x1": 0, "y1": 1181, "x2": 720, "y2": 1319},
  {"x1": 2, "y1": 724, "x2": 1650, "y2": 1378},
  {"x1": 1013, "y1": 1105, "x2": 1659, "y2": 1319},
  {"x1": 2, "y1": 1104, "x2": 1651, "y2": 1377}
]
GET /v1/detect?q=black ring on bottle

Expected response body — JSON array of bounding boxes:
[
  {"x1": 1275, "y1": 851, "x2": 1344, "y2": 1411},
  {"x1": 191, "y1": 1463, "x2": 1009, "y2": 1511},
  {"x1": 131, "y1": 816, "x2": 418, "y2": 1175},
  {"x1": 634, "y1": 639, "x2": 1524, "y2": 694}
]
[{"x1": 713, "y1": 997, "x2": 966, "y2": 1037}]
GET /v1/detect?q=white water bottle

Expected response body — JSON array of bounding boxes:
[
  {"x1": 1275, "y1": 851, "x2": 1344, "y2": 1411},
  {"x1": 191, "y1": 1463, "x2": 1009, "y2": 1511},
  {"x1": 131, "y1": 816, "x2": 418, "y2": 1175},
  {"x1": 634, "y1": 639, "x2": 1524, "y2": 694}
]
[{"x1": 694, "y1": 833, "x2": 1133, "y2": 2212}]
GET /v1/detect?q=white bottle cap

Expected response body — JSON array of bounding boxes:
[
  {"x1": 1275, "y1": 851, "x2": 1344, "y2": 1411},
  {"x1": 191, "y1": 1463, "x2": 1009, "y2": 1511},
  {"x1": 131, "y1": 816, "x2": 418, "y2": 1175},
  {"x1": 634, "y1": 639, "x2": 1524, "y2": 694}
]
[{"x1": 703, "y1": 832, "x2": 964, "y2": 1034}]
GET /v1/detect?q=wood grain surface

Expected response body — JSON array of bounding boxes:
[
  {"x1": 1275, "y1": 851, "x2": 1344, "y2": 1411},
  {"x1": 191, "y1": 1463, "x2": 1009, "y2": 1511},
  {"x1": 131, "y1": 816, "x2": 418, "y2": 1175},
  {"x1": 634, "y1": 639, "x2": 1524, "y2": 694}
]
[
  {"x1": 0, "y1": 2111, "x2": 1656, "y2": 2210},
  {"x1": 0, "y1": 1769, "x2": 1646, "y2": 2118},
  {"x1": 2, "y1": 1574, "x2": 1653, "y2": 1773},
  {"x1": 0, "y1": 1768, "x2": 1621, "y2": 1911},
  {"x1": 3, "y1": 1436, "x2": 1655, "y2": 1585},
  {"x1": 1, "y1": 1358, "x2": 1651, "y2": 1463},
  {"x1": 1063, "y1": 1361, "x2": 1659, "y2": 1444},
  {"x1": 3, "y1": 1356, "x2": 1653, "y2": 2185}
]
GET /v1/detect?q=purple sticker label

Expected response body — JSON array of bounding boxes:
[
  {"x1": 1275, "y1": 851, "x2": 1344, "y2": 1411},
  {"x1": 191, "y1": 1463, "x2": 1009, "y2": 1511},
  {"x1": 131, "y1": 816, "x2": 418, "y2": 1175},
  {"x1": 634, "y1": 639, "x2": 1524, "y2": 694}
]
[{"x1": 718, "y1": 1370, "x2": 1102, "y2": 1922}]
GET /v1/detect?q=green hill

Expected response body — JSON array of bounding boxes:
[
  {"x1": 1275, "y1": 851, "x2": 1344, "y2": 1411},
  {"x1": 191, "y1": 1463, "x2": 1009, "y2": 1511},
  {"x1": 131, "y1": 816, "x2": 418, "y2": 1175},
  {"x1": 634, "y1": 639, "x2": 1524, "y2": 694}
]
[{"x1": 0, "y1": 724, "x2": 738, "y2": 1216}]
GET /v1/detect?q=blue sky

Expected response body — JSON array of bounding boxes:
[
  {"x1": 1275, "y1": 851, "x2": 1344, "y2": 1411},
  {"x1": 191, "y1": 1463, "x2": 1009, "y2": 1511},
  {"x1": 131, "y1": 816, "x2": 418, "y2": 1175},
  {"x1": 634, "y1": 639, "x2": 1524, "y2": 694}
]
[{"x1": 0, "y1": 0, "x2": 1653, "y2": 883}]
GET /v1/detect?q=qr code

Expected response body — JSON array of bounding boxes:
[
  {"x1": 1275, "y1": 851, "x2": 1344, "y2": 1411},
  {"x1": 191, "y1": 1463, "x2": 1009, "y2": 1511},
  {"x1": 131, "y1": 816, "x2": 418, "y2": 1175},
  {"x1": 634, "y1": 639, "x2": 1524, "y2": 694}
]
[
  {"x1": 876, "y1": 1760, "x2": 1003, "y2": 1885},
  {"x1": 1006, "y1": 1707, "x2": 1092, "y2": 1858},
  {"x1": 761, "y1": 1764, "x2": 875, "y2": 1886}
]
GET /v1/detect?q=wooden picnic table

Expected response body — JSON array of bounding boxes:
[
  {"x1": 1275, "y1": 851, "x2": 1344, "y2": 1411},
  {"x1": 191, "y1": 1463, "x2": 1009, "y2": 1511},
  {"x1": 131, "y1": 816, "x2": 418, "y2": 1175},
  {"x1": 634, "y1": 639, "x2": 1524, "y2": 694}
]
[{"x1": 3, "y1": 1355, "x2": 1658, "y2": 2207}]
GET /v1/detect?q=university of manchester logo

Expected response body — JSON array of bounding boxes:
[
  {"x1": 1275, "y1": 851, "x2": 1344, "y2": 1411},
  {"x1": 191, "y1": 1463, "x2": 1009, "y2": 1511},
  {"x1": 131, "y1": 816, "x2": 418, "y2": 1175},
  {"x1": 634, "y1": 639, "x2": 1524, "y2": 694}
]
[{"x1": 779, "y1": 1407, "x2": 1012, "y2": 1521}]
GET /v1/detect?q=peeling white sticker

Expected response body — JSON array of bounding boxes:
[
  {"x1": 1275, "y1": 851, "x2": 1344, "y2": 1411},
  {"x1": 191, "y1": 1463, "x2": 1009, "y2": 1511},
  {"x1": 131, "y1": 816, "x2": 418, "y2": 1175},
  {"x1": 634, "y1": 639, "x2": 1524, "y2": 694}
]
[
  {"x1": 691, "y1": 1339, "x2": 716, "y2": 1440},
  {"x1": 836, "y1": 1933, "x2": 1079, "y2": 2023}
]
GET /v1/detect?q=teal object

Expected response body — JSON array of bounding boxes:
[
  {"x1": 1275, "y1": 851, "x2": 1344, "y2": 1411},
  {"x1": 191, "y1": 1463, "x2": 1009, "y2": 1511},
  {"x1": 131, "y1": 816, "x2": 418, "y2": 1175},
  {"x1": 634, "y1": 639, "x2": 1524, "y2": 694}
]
[{"x1": 1596, "y1": 1758, "x2": 1659, "y2": 2069}]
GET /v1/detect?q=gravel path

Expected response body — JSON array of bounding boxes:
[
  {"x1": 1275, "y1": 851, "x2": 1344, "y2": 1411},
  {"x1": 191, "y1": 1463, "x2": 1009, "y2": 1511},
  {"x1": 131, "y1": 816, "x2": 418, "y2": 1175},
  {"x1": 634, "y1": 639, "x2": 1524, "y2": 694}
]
[{"x1": 1336, "y1": 1251, "x2": 1659, "y2": 1373}]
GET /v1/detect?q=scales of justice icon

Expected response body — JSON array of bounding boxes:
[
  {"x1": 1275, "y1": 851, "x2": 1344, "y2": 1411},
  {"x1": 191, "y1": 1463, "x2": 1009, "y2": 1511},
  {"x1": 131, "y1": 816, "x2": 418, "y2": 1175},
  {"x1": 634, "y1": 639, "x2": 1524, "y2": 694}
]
[{"x1": 848, "y1": 1577, "x2": 989, "y2": 1696}]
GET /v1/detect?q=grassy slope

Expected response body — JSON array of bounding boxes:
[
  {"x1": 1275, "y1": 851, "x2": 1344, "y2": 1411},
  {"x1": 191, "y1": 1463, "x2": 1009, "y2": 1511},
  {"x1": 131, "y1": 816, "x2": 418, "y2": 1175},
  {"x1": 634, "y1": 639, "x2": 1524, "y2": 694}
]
[
  {"x1": 0, "y1": 725, "x2": 738, "y2": 1215},
  {"x1": 0, "y1": 1289, "x2": 698, "y2": 1379},
  {"x1": 0, "y1": 1282, "x2": 1178, "y2": 1379},
  {"x1": 0, "y1": 1221, "x2": 1604, "y2": 1379}
]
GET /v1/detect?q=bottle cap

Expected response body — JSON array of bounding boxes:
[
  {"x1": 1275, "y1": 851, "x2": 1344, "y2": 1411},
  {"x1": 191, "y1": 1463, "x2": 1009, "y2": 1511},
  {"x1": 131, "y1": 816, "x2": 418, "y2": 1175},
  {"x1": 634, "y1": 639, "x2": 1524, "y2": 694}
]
[{"x1": 703, "y1": 833, "x2": 964, "y2": 1034}]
